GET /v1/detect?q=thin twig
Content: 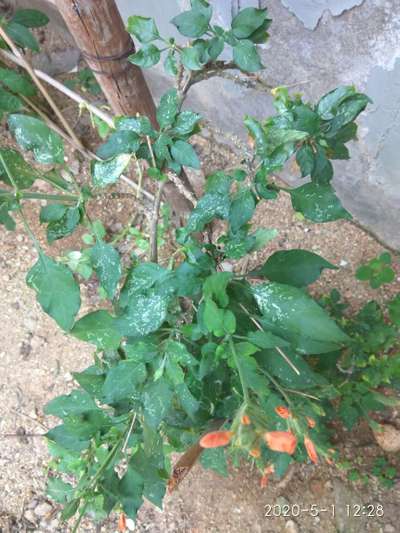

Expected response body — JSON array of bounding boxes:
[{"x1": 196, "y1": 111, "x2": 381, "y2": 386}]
[
  {"x1": 238, "y1": 303, "x2": 300, "y2": 376},
  {"x1": 0, "y1": 27, "x2": 84, "y2": 150},
  {"x1": 0, "y1": 48, "x2": 113, "y2": 127},
  {"x1": 149, "y1": 180, "x2": 166, "y2": 263},
  {"x1": 121, "y1": 413, "x2": 137, "y2": 453},
  {"x1": 11, "y1": 408, "x2": 48, "y2": 430},
  {"x1": 21, "y1": 94, "x2": 155, "y2": 203}
]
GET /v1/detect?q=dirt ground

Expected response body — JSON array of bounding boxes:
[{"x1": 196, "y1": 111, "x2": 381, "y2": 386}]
[{"x1": 0, "y1": 16, "x2": 400, "y2": 533}]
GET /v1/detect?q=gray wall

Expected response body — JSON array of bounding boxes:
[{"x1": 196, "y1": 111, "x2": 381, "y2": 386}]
[{"x1": 117, "y1": 0, "x2": 400, "y2": 249}]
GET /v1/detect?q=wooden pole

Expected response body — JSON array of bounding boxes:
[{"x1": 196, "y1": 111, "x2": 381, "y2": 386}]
[
  {"x1": 56, "y1": 0, "x2": 195, "y2": 215},
  {"x1": 56, "y1": 0, "x2": 157, "y2": 125}
]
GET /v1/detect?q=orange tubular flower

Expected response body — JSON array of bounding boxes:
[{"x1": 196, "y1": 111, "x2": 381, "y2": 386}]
[
  {"x1": 306, "y1": 416, "x2": 316, "y2": 429},
  {"x1": 249, "y1": 447, "x2": 261, "y2": 458},
  {"x1": 241, "y1": 414, "x2": 251, "y2": 425},
  {"x1": 200, "y1": 430, "x2": 233, "y2": 449},
  {"x1": 264, "y1": 431, "x2": 297, "y2": 455},
  {"x1": 118, "y1": 513, "x2": 127, "y2": 533},
  {"x1": 275, "y1": 405, "x2": 291, "y2": 419},
  {"x1": 304, "y1": 436, "x2": 318, "y2": 464},
  {"x1": 260, "y1": 464, "x2": 275, "y2": 488}
]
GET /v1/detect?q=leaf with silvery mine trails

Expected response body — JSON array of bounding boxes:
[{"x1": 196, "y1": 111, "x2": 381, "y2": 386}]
[
  {"x1": 0, "y1": 147, "x2": 40, "y2": 189},
  {"x1": 157, "y1": 89, "x2": 179, "y2": 129},
  {"x1": 252, "y1": 282, "x2": 349, "y2": 354},
  {"x1": 26, "y1": 253, "x2": 80, "y2": 331},
  {"x1": 8, "y1": 114, "x2": 64, "y2": 164},
  {"x1": 290, "y1": 182, "x2": 351, "y2": 223},
  {"x1": 91, "y1": 154, "x2": 131, "y2": 188},
  {"x1": 233, "y1": 39, "x2": 264, "y2": 72},
  {"x1": 90, "y1": 241, "x2": 122, "y2": 299}
]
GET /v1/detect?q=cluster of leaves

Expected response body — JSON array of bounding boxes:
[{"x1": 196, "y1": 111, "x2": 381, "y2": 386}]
[
  {"x1": 127, "y1": 1, "x2": 270, "y2": 73},
  {"x1": 356, "y1": 251, "x2": 396, "y2": 288},
  {"x1": 0, "y1": 4, "x2": 399, "y2": 531},
  {"x1": 65, "y1": 67, "x2": 102, "y2": 96},
  {"x1": 0, "y1": 8, "x2": 48, "y2": 52}
]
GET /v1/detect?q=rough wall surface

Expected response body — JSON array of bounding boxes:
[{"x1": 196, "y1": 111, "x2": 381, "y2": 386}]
[
  {"x1": 7, "y1": 0, "x2": 400, "y2": 248},
  {"x1": 117, "y1": 0, "x2": 399, "y2": 248}
]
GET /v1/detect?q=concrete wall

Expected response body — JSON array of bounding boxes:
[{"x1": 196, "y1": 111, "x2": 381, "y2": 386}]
[
  {"x1": 116, "y1": 0, "x2": 400, "y2": 249},
  {"x1": 7, "y1": 0, "x2": 400, "y2": 248}
]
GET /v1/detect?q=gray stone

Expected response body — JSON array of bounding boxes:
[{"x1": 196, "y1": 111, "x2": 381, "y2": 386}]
[
  {"x1": 280, "y1": 0, "x2": 365, "y2": 30},
  {"x1": 333, "y1": 479, "x2": 367, "y2": 533},
  {"x1": 34, "y1": 501, "x2": 52, "y2": 517}
]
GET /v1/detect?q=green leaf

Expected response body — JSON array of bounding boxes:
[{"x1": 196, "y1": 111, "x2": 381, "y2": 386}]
[
  {"x1": 90, "y1": 241, "x2": 122, "y2": 299},
  {"x1": 72, "y1": 366, "x2": 105, "y2": 398},
  {"x1": 173, "y1": 110, "x2": 201, "y2": 136},
  {"x1": 117, "y1": 467, "x2": 144, "y2": 519},
  {"x1": 171, "y1": 140, "x2": 200, "y2": 169},
  {"x1": 129, "y1": 449, "x2": 167, "y2": 508},
  {"x1": 129, "y1": 44, "x2": 160, "y2": 68},
  {"x1": 233, "y1": 40, "x2": 263, "y2": 72},
  {"x1": 45, "y1": 389, "x2": 98, "y2": 418},
  {"x1": 41, "y1": 205, "x2": 81, "y2": 243},
  {"x1": 180, "y1": 46, "x2": 204, "y2": 70},
  {"x1": 0, "y1": 67, "x2": 36, "y2": 97},
  {"x1": 290, "y1": 183, "x2": 351, "y2": 223},
  {"x1": 247, "y1": 330, "x2": 289, "y2": 349},
  {"x1": 116, "y1": 291, "x2": 171, "y2": 337},
  {"x1": 311, "y1": 145, "x2": 333, "y2": 184},
  {"x1": 46, "y1": 424, "x2": 89, "y2": 452},
  {"x1": 252, "y1": 282, "x2": 349, "y2": 354},
  {"x1": 231, "y1": 7, "x2": 269, "y2": 39},
  {"x1": 317, "y1": 86, "x2": 356, "y2": 120},
  {"x1": 184, "y1": 191, "x2": 230, "y2": 235},
  {"x1": 61, "y1": 499, "x2": 80, "y2": 521},
  {"x1": 208, "y1": 36, "x2": 224, "y2": 60},
  {"x1": 97, "y1": 131, "x2": 140, "y2": 159},
  {"x1": 8, "y1": 114, "x2": 64, "y2": 164},
  {"x1": 0, "y1": 147, "x2": 39, "y2": 189},
  {"x1": 127, "y1": 15, "x2": 159, "y2": 43},
  {"x1": 26, "y1": 254, "x2": 80, "y2": 331},
  {"x1": 203, "y1": 298, "x2": 225, "y2": 336},
  {"x1": 46, "y1": 478, "x2": 74, "y2": 504},
  {"x1": 229, "y1": 187, "x2": 255, "y2": 232},
  {"x1": 71, "y1": 310, "x2": 122, "y2": 350},
  {"x1": 177, "y1": 382, "x2": 200, "y2": 418},
  {"x1": 254, "y1": 249, "x2": 337, "y2": 287},
  {"x1": 143, "y1": 379, "x2": 173, "y2": 428},
  {"x1": 296, "y1": 144, "x2": 315, "y2": 177},
  {"x1": 91, "y1": 154, "x2": 131, "y2": 188},
  {"x1": 0, "y1": 199, "x2": 16, "y2": 230},
  {"x1": 164, "y1": 51, "x2": 178, "y2": 76},
  {"x1": 200, "y1": 447, "x2": 228, "y2": 477},
  {"x1": 102, "y1": 360, "x2": 147, "y2": 404},
  {"x1": 157, "y1": 89, "x2": 179, "y2": 129},
  {"x1": 0, "y1": 87, "x2": 23, "y2": 112},
  {"x1": 5, "y1": 21, "x2": 39, "y2": 51},
  {"x1": 171, "y1": 6, "x2": 211, "y2": 38},
  {"x1": 12, "y1": 9, "x2": 49, "y2": 28},
  {"x1": 203, "y1": 272, "x2": 233, "y2": 307}
]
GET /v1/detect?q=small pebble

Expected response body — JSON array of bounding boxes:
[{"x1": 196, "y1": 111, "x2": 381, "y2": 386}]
[
  {"x1": 384, "y1": 524, "x2": 395, "y2": 533},
  {"x1": 339, "y1": 259, "x2": 348, "y2": 267},
  {"x1": 34, "y1": 501, "x2": 52, "y2": 517},
  {"x1": 285, "y1": 520, "x2": 299, "y2": 533},
  {"x1": 24, "y1": 510, "x2": 37, "y2": 524}
]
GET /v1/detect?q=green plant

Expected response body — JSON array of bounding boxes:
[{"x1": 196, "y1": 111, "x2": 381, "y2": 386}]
[
  {"x1": 0, "y1": 3, "x2": 399, "y2": 531},
  {"x1": 356, "y1": 252, "x2": 396, "y2": 288}
]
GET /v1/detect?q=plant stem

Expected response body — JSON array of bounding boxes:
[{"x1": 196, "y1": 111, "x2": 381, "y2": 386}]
[
  {"x1": 228, "y1": 337, "x2": 250, "y2": 404},
  {"x1": 0, "y1": 191, "x2": 78, "y2": 202},
  {"x1": 149, "y1": 180, "x2": 166, "y2": 263}
]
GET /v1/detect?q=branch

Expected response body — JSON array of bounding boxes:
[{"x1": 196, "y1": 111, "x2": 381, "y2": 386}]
[
  {"x1": 184, "y1": 61, "x2": 274, "y2": 96},
  {"x1": 149, "y1": 180, "x2": 166, "y2": 263}
]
